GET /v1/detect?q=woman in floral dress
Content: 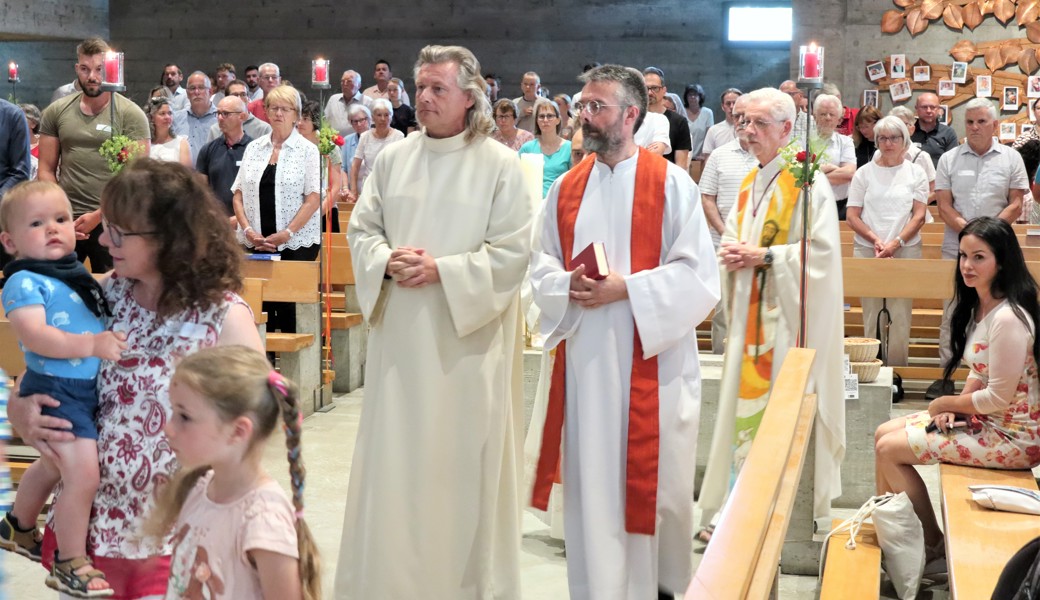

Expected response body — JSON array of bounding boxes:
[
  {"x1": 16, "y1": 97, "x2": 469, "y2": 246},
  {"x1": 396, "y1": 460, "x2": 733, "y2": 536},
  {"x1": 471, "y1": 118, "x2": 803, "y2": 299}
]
[
  {"x1": 8, "y1": 159, "x2": 263, "y2": 598},
  {"x1": 874, "y1": 216, "x2": 1040, "y2": 571}
]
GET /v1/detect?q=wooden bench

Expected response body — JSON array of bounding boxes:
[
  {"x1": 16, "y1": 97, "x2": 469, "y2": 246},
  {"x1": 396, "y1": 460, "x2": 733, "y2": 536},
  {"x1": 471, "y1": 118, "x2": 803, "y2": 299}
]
[
  {"x1": 686, "y1": 348, "x2": 817, "y2": 599},
  {"x1": 322, "y1": 238, "x2": 366, "y2": 393},
  {"x1": 940, "y1": 464, "x2": 1040, "y2": 599},
  {"x1": 242, "y1": 260, "x2": 324, "y2": 415},
  {"x1": 818, "y1": 520, "x2": 882, "y2": 600}
]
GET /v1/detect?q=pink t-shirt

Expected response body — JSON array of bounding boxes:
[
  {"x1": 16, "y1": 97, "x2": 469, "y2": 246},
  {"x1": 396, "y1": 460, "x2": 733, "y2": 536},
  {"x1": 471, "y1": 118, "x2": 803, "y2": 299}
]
[{"x1": 165, "y1": 471, "x2": 299, "y2": 599}]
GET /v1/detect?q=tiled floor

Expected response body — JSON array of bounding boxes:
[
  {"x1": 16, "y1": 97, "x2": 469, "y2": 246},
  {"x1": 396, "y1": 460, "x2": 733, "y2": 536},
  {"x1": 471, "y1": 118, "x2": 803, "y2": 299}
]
[{"x1": 3, "y1": 391, "x2": 947, "y2": 599}]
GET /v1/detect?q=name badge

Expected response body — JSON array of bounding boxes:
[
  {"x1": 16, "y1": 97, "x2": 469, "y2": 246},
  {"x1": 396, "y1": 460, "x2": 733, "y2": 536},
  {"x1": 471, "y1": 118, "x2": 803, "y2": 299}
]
[
  {"x1": 95, "y1": 124, "x2": 112, "y2": 133},
  {"x1": 957, "y1": 169, "x2": 976, "y2": 177}
]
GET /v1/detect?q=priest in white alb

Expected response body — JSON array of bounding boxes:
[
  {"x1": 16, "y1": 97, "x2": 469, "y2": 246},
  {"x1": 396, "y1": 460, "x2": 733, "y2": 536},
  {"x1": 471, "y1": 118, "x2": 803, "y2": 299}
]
[
  {"x1": 338, "y1": 45, "x2": 534, "y2": 599},
  {"x1": 530, "y1": 64, "x2": 720, "y2": 600},
  {"x1": 697, "y1": 87, "x2": 846, "y2": 538}
]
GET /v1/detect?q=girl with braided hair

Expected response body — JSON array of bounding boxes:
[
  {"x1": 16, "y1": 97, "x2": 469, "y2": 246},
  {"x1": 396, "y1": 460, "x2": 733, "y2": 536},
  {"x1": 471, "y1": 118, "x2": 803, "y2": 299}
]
[{"x1": 146, "y1": 345, "x2": 320, "y2": 600}]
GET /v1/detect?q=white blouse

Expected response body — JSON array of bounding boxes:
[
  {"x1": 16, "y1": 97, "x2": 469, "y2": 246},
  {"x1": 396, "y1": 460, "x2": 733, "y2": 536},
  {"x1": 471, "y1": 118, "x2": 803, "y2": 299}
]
[
  {"x1": 354, "y1": 128, "x2": 404, "y2": 194},
  {"x1": 232, "y1": 129, "x2": 320, "y2": 251}
]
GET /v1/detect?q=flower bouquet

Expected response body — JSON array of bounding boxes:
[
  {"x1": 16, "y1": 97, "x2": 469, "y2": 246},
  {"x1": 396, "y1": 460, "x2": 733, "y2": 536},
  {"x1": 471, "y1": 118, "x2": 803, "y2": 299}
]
[
  {"x1": 99, "y1": 134, "x2": 146, "y2": 174},
  {"x1": 317, "y1": 123, "x2": 345, "y2": 156},
  {"x1": 779, "y1": 140, "x2": 828, "y2": 188}
]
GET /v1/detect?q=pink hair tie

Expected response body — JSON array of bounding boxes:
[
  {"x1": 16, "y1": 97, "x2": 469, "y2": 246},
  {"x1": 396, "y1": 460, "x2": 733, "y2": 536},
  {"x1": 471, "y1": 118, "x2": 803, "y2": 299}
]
[
  {"x1": 294, "y1": 509, "x2": 305, "y2": 521},
  {"x1": 268, "y1": 370, "x2": 290, "y2": 396}
]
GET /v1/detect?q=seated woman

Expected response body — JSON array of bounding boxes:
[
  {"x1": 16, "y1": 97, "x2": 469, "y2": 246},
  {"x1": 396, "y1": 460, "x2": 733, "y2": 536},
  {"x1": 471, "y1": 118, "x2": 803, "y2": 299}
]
[
  {"x1": 846, "y1": 116, "x2": 929, "y2": 366},
  {"x1": 518, "y1": 97, "x2": 571, "y2": 198},
  {"x1": 874, "y1": 216, "x2": 1040, "y2": 571}
]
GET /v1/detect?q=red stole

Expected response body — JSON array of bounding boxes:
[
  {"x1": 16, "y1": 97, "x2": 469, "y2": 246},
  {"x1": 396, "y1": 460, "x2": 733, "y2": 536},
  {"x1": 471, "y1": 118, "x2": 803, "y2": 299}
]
[{"x1": 531, "y1": 150, "x2": 667, "y2": 535}]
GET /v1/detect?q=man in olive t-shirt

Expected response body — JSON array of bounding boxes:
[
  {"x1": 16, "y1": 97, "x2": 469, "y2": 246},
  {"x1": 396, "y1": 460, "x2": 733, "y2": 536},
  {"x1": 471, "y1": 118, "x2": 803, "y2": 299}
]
[{"x1": 38, "y1": 37, "x2": 150, "y2": 272}]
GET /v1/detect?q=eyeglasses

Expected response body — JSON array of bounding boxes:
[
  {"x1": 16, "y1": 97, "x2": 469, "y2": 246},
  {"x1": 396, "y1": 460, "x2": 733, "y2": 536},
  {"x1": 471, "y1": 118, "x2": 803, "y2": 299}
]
[
  {"x1": 228, "y1": 91, "x2": 249, "y2": 99},
  {"x1": 268, "y1": 106, "x2": 296, "y2": 115},
  {"x1": 260, "y1": 74, "x2": 280, "y2": 81},
  {"x1": 537, "y1": 114, "x2": 558, "y2": 120},
  {"x1": 574, "y1": 100, "x2": 624, "y2": 116},
  {"x1": 187, "y1": 86, "x2": 209, "y2": 93},
  {"x1": 216, "y1": 110, "x2": 242, "y2": 118},
  {"x1": 740, "y1": 118, "x2": 776, "y2": 131},
  {"x1": 494, "y1": 114, "x2": 514, "y2": 120},
  {"x1": 733, "y1": 113, "x2": 747, "y2": 128},
  {"x1": 646, "y1": 85, "x2": 663, "y2": 93},
  {"x1": 349, "y1": 118, "x2": 369, "y2": 124},
  {"x1": 876, "y1": 135, "x2": 903, "y2": 144},
  {"x1": 102, "y1": 216, "x2": 157, "y2": 248}
]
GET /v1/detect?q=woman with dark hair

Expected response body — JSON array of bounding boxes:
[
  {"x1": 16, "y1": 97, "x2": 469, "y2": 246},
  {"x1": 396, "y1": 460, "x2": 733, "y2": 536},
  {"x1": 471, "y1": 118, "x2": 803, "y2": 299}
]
[
  {"x1": 874, "y1": 216, "x2": 1040, "y2": 571},
  {"x1": 145, "y1": 96, "x2": 191, "y2": 167},
  {"x1": 388, "y1": 77, "x2": 417, "y2": 136},
  {"x1": 490, "y1": 98, "x2": 534, "y2": 151},
  {"x1": 852, "y1": 105, "x2": 881, "y2": 168},
  {"x1": 7, "y1": 159, "x2": 263, "y2": 598},
  {"x1": 683, "y1": 83, "x2": 714, "y2": 159},
  {"x1": 518, "y1": 97, "x2": 571, "y2": 197},
  {"x1": 298, "y1": 99, "x2": 345, "y2": 232}
]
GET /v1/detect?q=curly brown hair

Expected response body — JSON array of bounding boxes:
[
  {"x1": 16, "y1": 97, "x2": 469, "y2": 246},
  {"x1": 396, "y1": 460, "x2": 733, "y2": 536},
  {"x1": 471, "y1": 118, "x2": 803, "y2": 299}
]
[{"x1": 101, "y1": 159, "x2": 243, "y2": 318}]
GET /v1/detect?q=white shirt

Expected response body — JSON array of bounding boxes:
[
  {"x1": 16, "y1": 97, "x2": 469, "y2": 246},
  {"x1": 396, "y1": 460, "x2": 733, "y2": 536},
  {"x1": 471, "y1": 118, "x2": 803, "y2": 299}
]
[
  {"x1": 816, "y1": 131, "x2": 856, "y2": 199},
  {"x1": 701, "y1": 120, "x2": 736, "y2": 155},
  {"x1": 324, "y1": 92, "x2": 373, "y2": 137},
  {"x1": 354, "y1": 128, "x2": 405, "y2": 194},
  {"x1": 633, "y1": 112, "x2": 671, "y2": 153},
  {"x1": 231, "y1": 129, "x2": 321, "y2": 250},
  {"x1": 167, "y1": 86, "x2": 188, "y2": 112},
  {"x1": 847, "y1": 159, "x2": 929, "y2": 246},
  {"x1": 363, "y1": 84, "x2": 410, "y2": 106},
  {"x1": 699, "y1": 138, "x2": 758, "y2": 247}
]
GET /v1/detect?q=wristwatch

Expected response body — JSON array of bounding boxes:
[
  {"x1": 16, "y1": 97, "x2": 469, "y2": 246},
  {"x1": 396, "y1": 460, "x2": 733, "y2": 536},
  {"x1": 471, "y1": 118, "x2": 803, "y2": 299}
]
[
  {"x1": 762, "y1": 248, "x2": 774, "y2": 267},
  {"x1": 896, "y1": 236, "x2": 906, "y2": 247},
  {"x1": 285, "y1": 226, "x2": 296, "y2": 239}
]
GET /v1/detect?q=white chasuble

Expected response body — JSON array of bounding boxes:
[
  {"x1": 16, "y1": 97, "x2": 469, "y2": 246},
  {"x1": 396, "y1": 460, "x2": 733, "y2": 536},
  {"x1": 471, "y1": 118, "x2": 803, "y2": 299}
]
[
  {"x1": 698, "y1": 155, "x2": 847, "y2": 526},
  {"x1": 530, "y1": 151, "x2": 720, "y2": 599},
  {"x1": 339, "y1": 131, "x2": 534, "y2": 599}
]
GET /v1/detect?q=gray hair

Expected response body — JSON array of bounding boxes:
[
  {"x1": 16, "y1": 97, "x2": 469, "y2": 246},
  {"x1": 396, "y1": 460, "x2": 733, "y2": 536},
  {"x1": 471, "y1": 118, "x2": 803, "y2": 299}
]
[
  {"x1": 258, "y1": 62, "x2": 280, "y2": 77},
  {"x1": 664, "y1": 92, "x2": 684, "y2": 112},
  {"x1": 347, "y1": 103, "x2": 372, "y2": 122},
  {"x1": 19, "y1": 104, "x2": 41, "y2": 133},
  {"x1": 578, "y1": 64, "x2": 648, "y2": 132},
  {"x1": 888, "y1": 105, "x2": 917, "y2": 126},
  {"x1": 342, "y1": 70, "x2": 361, "y2": 86},
  {"x1": 745, "y1": 87, "x2": 796, "y2": 126},
  {"x1": 873, "y1": 116, "x2": 912, "y2": 151},
  {"x1": 813, "y1": 93, "x2": 842, "y2": 113},
  {"x1": 821, "y1": 82, "x2": 842, "y2": 99},
  {"x1": 187, "y1": 70, "x2": 212, "y2": 89},
  {"x1": 414, "y1": 45, "x2": 493, "y2": 140},
  {"x1": 370, "y1": 98, "x2": 393, "y2": 116},
  {"x1": 963, "y1": 97, "x2": 998, "y2": 120}
]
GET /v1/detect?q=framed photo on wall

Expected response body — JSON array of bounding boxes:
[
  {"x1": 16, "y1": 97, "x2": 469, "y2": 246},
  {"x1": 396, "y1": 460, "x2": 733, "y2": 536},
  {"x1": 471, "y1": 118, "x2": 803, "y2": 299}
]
[
  {"x1": 951, "y1": 61, "x2": 968, "y2": 84},
  {"x1": 999, "y1": 122, "x2": 1017, "y2": 141},
  {"x1": 976, "y1": 75, "x2": 992, "y2": 98},
  {"x1": 890, "y1": 54, "x2": 907, "y2": 79},
  {"x1": 866, "y1": 61, "x2": 887, "y2": 82},
  {"x1": 890, "y1": 80, "x2": 912, "y2": 102},
  {"x1": 1004, "y1": 86, "x2": 1020, "y2": 110},
  {"x1": 1029, "y1": 76, "x2": 1040, "y2": 99},
  {"x1": 863, "y1": 89, "x2": 879, "y2": 108},
  {"x1": 938, "y1": 79, "x2": 956, "y2": 97},
  {"x1": 913, "y1": 65, "x2": 930, "y2": 82},
  {"x1": 938, "y1": 105, "x2": 949, "y2": 125}
]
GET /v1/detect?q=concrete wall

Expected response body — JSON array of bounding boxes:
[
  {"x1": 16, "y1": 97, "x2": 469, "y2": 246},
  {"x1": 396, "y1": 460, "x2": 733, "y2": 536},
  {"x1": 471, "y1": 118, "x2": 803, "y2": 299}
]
[
  {"x1": 0, "y1": 0, "x2": 107, "y2": 109},
  {"x1": 106, "y1": 0, "x2": 790, "y2": 117}
]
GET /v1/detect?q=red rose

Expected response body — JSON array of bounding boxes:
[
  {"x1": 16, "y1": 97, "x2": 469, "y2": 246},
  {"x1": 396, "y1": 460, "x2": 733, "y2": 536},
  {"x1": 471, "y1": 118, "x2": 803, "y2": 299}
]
[
  {"x1": 334, "y1": 135, "x2": 345, "y2": 146},
  {"x1": 796, "y1": 151, "x2": 807, "y2": 162},
  {"x1": 811, "y1": 153, "x2": 817, "y2": 162}
]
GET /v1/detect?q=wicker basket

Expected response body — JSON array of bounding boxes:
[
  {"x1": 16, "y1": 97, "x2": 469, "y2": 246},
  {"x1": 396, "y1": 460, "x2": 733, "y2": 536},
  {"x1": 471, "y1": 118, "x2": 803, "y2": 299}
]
[
  {"x1": 851, "y1": 359, "x2": 883, "y2": 383},
  {"x1": 844, "y1": 337, "x2": 880, "y2": 363}
]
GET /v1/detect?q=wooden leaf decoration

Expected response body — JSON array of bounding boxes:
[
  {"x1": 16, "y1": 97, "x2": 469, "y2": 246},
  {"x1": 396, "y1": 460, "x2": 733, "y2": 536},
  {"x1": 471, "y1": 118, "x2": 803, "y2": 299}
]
[
  {"x1": 893, "y1": 0, "x2": 914, "y2": 7},
  {"x1": 979, "y1": 0, "x2": 995, "y2": 14},
  {"x1": 922, "y1": 0, "x2": 945, "y2": 20},
  {"x1": 1002, "y1": 44, "x2": 1024, "y2": 64},
  {"x1": 1028, "y1": 21, "x2": 1040, "y2": 43},
  {"x1": 943, "y1": 4, "x2": 965, "y2": 28},
  {"x1": 985, "y1": 46, "x2": 1005, "y2": 70},
  {"x1": 995, "y1": 0, "x2": 1016, "y2": 23},
  {"x1": 1020, "y1": 0, "x2": 1040, "y2": 24},
  {"x1": 963, "y1": 1, "x2": 984, "y2": 29},
  {"x1": 950, "y1": 39, "x2": 979, "y2": 62},
  {"x1": 907, "y1": 7, "x2": 930, "y2": 34},
  {"x1": 1020, "y1": 48, "x2": 1039, "y2": 74},
  {"x1": 881, "y1": 9, "x2": 906, "y2": 32}
]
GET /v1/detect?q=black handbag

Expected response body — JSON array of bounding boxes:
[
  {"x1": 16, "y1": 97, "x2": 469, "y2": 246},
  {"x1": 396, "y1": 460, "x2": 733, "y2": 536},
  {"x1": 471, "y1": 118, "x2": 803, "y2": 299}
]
[{"x1": 992, "y1": 536, "x2": 1040, "y2": 599}]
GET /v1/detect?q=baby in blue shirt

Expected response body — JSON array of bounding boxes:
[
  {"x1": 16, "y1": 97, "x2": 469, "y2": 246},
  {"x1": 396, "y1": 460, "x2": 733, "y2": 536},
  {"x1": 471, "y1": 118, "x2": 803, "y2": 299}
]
[{"x1": 0, "y1": 181, "x2": 125, "y2": 597}]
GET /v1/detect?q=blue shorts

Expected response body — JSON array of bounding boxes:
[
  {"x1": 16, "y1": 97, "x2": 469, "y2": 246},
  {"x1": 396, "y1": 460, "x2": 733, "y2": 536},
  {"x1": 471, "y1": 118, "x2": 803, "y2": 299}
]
[{"x1": 19, "y1": 369, "x2": 99, "y2": 440}]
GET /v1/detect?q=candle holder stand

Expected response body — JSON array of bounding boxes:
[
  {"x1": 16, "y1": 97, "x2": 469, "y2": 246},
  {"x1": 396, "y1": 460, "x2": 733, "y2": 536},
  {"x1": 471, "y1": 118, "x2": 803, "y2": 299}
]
[
  {"x1": 100, "y1": 83, "x2": 126, "y2": 139},
  {"x1": 7, "y1": 78, "x2": 17, "y2": 104}
]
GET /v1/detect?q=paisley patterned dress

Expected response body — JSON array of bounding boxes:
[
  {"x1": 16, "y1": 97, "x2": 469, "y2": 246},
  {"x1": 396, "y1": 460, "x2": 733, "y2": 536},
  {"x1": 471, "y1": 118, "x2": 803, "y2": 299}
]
[
  {"x1": 41, "y1": 275, "x2": 247, "y2": 594},
  {"x1": 907, "y1": 302, "x2": 1040, "y2": 469}
]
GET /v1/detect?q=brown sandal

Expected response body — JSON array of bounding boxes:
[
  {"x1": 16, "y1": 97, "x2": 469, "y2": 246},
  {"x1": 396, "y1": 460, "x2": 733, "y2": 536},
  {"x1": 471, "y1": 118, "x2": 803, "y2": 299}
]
[{"x1": 45, "y1": 555, "x2": 114, "y2": 598}]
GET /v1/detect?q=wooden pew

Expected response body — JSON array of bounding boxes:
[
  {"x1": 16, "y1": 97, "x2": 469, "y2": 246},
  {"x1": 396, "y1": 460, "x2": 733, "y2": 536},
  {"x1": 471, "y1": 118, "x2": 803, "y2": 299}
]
[
  {"x1": 818, "y1": 521, "x2": 882, "y2": 600},
  {"x1": 241, "y1": 260, "x2": 323, "y2": 415},
  {"x1": 321, "y1": 238, "x2": 366, "y2": 393},
  {"x1": 686, "y1": 348, "x2": 817, "y2": 599},
  {"x1": 940, "y1": 464, "x2": 1040, "y2": 600}
]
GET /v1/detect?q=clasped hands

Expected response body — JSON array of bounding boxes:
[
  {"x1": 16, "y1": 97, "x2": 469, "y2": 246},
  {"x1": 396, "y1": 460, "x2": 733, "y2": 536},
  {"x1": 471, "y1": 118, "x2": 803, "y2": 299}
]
[
  {"x1": 568, "y1": 264, "x2": 627, "y2": 308},
  {"x1": 245, "y1": 228, "x2": 290, "y2": 252},
  {"x1": 720, "y1": 241, "x2": 767, "y2": 271},
  {"x1": 387, "y1": 246, "x2": 439, "y2": 288}
]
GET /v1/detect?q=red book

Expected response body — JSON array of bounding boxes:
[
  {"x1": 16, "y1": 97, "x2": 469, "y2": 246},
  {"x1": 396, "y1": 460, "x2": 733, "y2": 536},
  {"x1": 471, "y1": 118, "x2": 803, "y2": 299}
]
[{"x1": 572, "y1": 242, "x2": 609, "y2": 280}]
